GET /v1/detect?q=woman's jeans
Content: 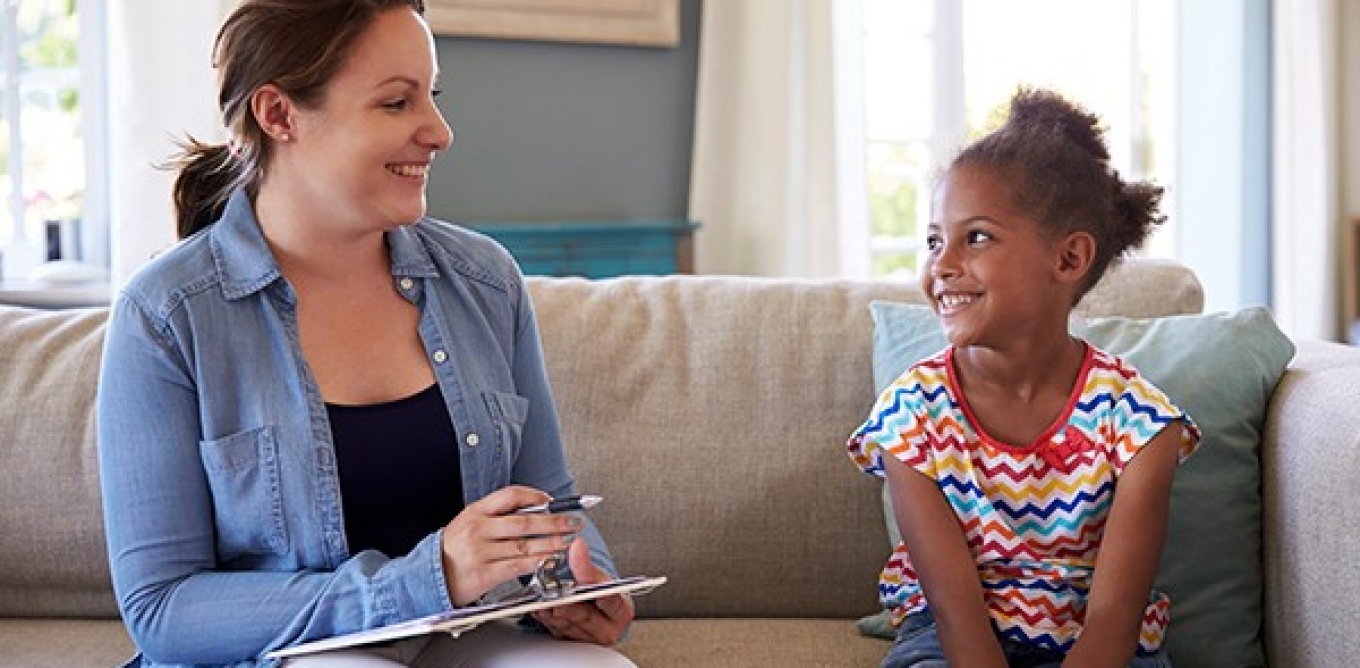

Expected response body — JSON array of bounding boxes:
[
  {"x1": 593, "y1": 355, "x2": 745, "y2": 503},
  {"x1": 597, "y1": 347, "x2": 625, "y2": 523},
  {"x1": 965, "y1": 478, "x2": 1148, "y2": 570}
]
[{"x1": 881, "y1": 609, "x2": 1173, "y2": 668}]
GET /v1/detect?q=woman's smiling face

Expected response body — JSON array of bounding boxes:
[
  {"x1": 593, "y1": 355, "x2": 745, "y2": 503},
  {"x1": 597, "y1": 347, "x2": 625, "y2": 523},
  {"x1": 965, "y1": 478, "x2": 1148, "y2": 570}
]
[{"x1": 283, "y1": 6, "x2": 452, "y2": 233}]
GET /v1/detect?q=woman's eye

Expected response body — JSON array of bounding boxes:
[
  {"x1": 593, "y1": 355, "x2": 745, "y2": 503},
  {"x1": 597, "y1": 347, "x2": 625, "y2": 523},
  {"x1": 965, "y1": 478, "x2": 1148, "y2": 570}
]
[
  {"x1": 967, "y1": 230, "x2": 992, "y2": 244},
  {"x1": 383, "y1": 99, "x2": 409, "y2": 111},
  {"x1": 925, "y1": 236, "x2": 942, "y2": 251}
]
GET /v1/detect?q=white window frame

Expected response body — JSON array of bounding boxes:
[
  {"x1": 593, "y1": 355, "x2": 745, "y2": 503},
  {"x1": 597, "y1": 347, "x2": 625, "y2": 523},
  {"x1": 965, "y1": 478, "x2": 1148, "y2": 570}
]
[
  {"x1": 858, "y1": 0, "x2": 1176, "y2": 278},
  {"x1": 78, "y1": 0, "x2": 108, "y2": 274},
  {"x1": 0, "y1": 0, "x2": 108, "y2": 280}
]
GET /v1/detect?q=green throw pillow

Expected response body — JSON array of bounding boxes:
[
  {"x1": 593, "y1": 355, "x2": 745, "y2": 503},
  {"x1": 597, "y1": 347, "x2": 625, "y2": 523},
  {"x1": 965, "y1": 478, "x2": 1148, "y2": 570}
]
[{"x1": 858, "y1": 303, "x2": 1293, "y2": 668}]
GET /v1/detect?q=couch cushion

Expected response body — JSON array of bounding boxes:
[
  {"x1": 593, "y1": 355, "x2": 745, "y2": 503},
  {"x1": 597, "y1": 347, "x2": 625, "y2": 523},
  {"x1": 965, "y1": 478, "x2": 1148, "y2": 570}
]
[
  {"x1": 524, "y1": 258, "x2": 1202, "y2": 621},
  {"x1": 528, "y1": 276, "x2": 925, "y2": 619},
  {"x1": 0, "y1": 618, "x2": 134, "y2": 668},
  {"x1": 1262, "y1": 341, "x2": 1360, "y2": 667},
  {"x1": 864, "y1": 303, "x2": 1293, "y2": 668},
  {"x1": 0, "y1": 306, "x2": 117, "y2": 618},
  {"x1": 1071, "y1": 257, "x2": 1205, "y2": 318},
  {"x1": 620, "y1": 618, "x2": 889, "y2": 666}
]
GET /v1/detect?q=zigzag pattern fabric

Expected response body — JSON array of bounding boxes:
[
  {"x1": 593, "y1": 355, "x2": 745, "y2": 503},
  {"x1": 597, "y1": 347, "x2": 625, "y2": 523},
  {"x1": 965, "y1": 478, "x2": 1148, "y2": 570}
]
[{"x1": 848, "y1": 343, "x2": 1199, "y2": 654}]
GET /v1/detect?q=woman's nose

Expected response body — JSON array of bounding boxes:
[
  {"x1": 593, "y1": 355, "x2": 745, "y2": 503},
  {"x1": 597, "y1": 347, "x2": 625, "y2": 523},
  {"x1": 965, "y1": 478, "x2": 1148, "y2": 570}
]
[{"x1": 423, "y1": 105, "x2": 453, "y2": 151}]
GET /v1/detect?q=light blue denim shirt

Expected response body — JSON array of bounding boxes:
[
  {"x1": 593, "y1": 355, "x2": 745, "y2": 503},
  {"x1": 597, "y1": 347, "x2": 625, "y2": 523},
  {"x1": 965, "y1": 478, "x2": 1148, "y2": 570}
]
[{"x1": 97, "y1": 190, "x2": 615, "y2": 667}]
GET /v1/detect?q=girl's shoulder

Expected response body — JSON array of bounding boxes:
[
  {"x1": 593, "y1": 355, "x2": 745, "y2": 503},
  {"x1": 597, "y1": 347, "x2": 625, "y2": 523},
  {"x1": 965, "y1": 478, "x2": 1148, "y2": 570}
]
[
  {"x1": 882, "y1": 347, "x2": 953, "y2": 393},
  {"x1": 1081, "y1": 342, "x2": 1151, "y2": 390},
  {"x1": 1077, "y1": 341, "x2": 1187, "y2": 422}
]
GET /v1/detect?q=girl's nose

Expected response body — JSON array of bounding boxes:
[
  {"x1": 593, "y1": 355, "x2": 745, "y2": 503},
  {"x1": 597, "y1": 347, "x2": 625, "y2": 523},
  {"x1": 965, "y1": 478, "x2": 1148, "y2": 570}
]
[{"x1": 930, "y1": 244, "x2": 961, "y2": 279}]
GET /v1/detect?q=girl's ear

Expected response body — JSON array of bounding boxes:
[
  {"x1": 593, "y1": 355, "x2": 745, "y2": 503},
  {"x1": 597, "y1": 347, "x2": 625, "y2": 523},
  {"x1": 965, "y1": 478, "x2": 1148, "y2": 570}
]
[
  {"x1": 250, "y1": 83, "x2": 296, "y2": 143},
  {"x1": 1054, "y1": 231, "x2": 1096, "y2": 286}
]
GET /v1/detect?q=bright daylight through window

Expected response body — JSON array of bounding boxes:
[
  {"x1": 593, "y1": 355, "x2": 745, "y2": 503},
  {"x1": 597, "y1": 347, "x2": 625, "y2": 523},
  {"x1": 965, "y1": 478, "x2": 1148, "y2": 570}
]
[
  {"x1": 860, "y1": 0, "x2": 1176, "y2": 279},
  {"x1": 1, "y1": 0, "x2": 101, "y2": 282}
]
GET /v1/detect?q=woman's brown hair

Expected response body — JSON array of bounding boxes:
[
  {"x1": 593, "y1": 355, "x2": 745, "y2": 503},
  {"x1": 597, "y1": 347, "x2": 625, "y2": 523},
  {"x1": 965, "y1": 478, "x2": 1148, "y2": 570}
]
[{"x1": 170, "y1": 0, "x2": 427, "y2": 239}]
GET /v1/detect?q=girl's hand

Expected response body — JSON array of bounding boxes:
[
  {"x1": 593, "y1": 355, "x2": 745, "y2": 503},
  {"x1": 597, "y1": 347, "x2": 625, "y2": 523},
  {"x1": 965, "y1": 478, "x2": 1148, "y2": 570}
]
[
  {"x1": 530, "y1": 538, "x2": 635, "y2": 646},
  {"x1": 440, "y1": 486, "x2": 583, "y2": 606}
]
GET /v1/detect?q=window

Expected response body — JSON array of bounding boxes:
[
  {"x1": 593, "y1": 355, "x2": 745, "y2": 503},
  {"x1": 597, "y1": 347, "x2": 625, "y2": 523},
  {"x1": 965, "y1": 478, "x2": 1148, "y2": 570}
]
[
  {"x1": 0, "y1": 0, "x2": 105, "y2": 280},
  {"x1": 859, "y1": 0, "x2": 1177, "y2": 279}
]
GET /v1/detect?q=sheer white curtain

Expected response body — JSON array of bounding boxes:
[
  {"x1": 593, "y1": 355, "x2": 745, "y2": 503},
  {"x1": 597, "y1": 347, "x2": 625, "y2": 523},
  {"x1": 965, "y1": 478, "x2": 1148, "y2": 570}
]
[
  {"x1": 687, "y1": 0, "x2": 868, "y2": 277},
  {"x1": 1271, "y1": 0, "x2": 1342, "y2": 341},
  {"x1": 106, "y1": 1, "x2": 233, "y2": 286}
]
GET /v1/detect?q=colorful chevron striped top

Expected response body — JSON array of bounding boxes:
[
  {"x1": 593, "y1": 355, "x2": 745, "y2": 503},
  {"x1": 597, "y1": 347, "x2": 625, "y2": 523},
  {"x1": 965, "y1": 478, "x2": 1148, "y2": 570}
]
[{"x1": 848, "y1": 343, "x2": 1199, "y2": 654}]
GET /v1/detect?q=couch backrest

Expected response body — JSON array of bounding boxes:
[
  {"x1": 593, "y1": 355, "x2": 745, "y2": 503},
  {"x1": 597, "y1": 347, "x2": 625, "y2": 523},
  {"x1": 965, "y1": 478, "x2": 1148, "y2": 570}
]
[
  {"x1": 527, "y1": 258, "x2": 1204, "y2": 618},
  {"x1": 0, "y1": 306, "x2": 116, "y2": 618},
  {"x1": 0, "y1": 258, "x2": 1201, "y2": 621}
]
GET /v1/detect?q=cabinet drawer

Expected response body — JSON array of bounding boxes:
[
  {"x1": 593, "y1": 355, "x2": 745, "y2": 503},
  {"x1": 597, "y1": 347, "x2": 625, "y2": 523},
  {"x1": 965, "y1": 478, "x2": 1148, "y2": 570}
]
[{"x1": 465, "y1": 220, "x2": 699, "y2": 278}]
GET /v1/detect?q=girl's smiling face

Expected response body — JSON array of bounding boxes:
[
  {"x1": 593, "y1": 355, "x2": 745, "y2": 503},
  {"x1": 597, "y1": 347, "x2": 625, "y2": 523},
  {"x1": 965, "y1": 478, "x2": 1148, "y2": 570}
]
[{"x1": 922, "y1": 162, "x2": 1076, "y2": 349}]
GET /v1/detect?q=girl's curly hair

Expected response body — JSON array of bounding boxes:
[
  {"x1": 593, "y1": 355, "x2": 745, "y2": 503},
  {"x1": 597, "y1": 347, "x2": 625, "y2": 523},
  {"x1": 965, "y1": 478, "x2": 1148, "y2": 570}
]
[{"x1": 952, "y1": 87, "x2": 1165, "y2": 301}]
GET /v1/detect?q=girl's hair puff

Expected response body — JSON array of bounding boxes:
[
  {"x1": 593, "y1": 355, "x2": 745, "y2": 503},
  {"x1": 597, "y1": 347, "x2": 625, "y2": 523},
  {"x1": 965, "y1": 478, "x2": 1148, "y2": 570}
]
[{"x1": 952, "y1": 87, "x2": 1165, "y2": 301}]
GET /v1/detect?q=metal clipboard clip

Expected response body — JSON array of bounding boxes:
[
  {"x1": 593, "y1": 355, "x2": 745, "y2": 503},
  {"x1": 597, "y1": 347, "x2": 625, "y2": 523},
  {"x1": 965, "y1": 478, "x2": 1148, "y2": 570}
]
[{"x1": 528, "y1": 551, "x2": 575, "y2": 600}]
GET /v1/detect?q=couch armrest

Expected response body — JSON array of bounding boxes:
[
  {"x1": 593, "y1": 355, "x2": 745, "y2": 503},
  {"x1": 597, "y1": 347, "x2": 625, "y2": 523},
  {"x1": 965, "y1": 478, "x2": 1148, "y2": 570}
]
[{"x1": 1261, "y1": 340, "x2": 1360, "y2": 666}]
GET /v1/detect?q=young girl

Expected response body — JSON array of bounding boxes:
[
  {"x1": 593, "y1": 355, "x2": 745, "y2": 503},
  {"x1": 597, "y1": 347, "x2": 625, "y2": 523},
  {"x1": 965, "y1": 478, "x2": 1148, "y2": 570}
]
[{"x1": 848, "y1": 88, "x2": 1200, "y2": 668}]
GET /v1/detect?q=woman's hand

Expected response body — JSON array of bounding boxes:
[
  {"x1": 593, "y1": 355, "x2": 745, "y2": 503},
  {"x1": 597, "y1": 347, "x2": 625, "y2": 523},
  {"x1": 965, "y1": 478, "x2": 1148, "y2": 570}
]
[
  {"x1": 440, "y1": 486, "x2": 583, "y2": 606},
  {"x1": 530, "y1": 538, "x2": 635, "y2": 646}
]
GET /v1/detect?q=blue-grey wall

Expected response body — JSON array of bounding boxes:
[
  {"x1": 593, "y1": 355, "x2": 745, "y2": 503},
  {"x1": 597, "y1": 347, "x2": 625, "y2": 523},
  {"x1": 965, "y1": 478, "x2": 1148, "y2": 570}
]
[{"x1": 428, "y1": 0, "x2": 702, "y2": 223}]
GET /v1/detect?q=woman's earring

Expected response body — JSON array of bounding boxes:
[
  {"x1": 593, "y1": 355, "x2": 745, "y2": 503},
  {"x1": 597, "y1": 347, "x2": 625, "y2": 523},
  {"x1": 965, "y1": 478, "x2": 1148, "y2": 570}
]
[{"x1": 279, "y1": 132, "x2": 292, "y2": 142}]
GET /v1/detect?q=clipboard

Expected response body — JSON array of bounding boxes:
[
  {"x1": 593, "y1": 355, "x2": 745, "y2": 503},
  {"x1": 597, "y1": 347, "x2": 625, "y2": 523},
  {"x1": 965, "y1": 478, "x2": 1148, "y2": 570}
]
[{"x1": 266, "y1": 575, "x2": 666, "y2": 659}]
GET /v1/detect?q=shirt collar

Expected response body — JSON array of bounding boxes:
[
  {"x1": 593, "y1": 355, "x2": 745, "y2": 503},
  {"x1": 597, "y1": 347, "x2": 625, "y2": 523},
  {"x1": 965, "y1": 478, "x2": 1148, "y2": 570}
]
[{"x1": 210, "y1": 188, "x2": 440, "y2": 301}]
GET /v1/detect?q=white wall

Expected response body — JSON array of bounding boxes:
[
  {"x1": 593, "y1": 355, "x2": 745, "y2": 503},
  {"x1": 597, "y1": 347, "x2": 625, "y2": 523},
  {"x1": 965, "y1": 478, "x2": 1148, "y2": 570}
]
[
  {"x1": 1343, "y1": 0, "x2": 1359, "y2": 340},
  {"x1": 1344, "y1": 2, "x2": 1360, "y2": 217},
  {"x1": 106, "y1": 1, "x2": 233, "y2": 286},
  {"x1": 1175, "y1": 0, "x2": 1271, "y2": 313}
]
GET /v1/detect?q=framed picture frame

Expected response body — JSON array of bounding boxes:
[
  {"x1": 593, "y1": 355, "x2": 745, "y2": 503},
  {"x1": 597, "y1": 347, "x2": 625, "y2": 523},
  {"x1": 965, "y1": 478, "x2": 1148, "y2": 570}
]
[{"x1": 426, "y1": 0, "x2": 681, "y2": 48}]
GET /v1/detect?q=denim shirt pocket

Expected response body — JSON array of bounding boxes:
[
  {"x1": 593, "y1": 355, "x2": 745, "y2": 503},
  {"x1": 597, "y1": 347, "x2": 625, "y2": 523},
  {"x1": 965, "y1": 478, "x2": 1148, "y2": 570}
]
[
  {"x1": 481, "y1": 391, "x2": 529, "y2": 474},
  {"x1": 199, "y1": 425, "x2": 289, "y2": 561}
]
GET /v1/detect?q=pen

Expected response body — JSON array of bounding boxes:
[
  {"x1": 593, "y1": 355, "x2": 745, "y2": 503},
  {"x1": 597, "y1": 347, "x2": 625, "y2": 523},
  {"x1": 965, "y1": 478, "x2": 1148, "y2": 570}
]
[{"x1": 513, "y1": 494, "x2": 603, "y2": 515}]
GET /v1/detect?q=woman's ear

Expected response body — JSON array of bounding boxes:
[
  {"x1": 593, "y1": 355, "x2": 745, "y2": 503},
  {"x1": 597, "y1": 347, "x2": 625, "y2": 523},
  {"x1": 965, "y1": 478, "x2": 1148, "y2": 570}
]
[
  {"x1": 1054, "y1": 231, "x2": 1096, "y2": 286},
  {"x1": 250, "y1": 84, "x2": 296, "y2": 143}
]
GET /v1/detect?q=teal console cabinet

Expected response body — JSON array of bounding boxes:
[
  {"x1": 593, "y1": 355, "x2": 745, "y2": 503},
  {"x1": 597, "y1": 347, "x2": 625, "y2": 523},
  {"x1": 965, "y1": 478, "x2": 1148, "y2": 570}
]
[{"x1": 465, "y1": 219, "x2": 699, "y2": 278}]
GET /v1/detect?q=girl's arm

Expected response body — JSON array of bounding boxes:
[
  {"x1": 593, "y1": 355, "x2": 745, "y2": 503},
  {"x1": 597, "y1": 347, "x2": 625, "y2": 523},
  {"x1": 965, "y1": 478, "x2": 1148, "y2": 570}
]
[
  {"x1": 1063, "y1": 426, "x2": 1182, "y2": 668},
  {"x1": 881, "y1": 451, "x2": 1008, "y2": 668}
]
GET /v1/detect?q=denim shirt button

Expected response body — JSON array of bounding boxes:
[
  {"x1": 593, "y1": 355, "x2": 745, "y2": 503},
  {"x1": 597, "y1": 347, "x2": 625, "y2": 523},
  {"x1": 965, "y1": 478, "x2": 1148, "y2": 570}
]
[
  {"x1": 465, "y1": 433, "x2": 480, "y2": 447},
  {"x1": 399, "y1": 277, "x2": 414, "y2": 291},
  {"x1": 432, "y1": 350, "x2": 448, "y2": 364}
]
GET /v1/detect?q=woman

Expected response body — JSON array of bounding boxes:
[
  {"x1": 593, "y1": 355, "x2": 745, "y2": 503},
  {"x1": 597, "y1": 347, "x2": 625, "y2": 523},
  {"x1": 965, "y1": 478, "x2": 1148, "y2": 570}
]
[{"x1": 96, "y1": 1, "x2": 634, "y2": 666}]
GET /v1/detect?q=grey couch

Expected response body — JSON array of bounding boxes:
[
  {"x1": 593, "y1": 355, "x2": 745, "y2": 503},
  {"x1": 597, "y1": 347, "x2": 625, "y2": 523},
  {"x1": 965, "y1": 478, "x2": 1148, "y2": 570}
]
[{"x1": 2, "y1": 259, "x2": 1358, "y2": 667}]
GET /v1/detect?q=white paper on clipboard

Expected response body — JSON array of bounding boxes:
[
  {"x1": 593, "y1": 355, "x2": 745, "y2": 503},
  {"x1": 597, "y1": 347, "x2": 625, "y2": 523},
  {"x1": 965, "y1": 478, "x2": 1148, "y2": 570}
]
[{"x1": 266, "y1": 575, "x2": 666, "y2": 660}]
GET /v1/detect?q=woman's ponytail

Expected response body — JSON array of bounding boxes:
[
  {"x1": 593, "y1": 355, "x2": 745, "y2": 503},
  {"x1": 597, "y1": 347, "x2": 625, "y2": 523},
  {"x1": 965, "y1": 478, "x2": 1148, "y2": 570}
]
[{"x1": 169, "y1": 138, "x2": 245, "y2": 240}]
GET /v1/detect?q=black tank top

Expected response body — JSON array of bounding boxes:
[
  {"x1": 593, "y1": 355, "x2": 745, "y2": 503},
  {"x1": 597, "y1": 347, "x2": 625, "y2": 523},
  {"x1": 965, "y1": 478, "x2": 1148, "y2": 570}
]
[{"x1": 326, "y1": 384, "x2": 464, "y2": 557}]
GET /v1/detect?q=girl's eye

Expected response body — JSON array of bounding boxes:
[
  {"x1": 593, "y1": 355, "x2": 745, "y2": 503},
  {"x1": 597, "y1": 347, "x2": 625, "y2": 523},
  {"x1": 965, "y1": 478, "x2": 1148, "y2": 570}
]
[
  {"x1": 967, "y1": 230, "x2": 992, "y2": 244},
  {"x1": 925, "y1": 235, "x2": 942, "y2": 252}
]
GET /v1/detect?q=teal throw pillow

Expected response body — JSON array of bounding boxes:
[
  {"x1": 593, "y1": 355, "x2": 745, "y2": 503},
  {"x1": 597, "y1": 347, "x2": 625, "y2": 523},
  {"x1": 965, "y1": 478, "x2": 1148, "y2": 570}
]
[{"x1": 859, "y1": 303, "x2": 1293, "y2": 668}]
